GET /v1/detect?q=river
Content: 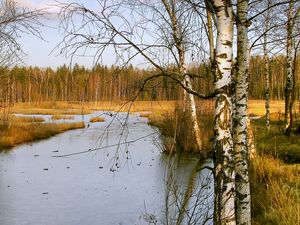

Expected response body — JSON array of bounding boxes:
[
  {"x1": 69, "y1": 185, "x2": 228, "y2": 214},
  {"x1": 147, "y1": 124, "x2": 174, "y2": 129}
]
[{"x1": 0, "y1": 111, "x2": 213, "y2": 225}]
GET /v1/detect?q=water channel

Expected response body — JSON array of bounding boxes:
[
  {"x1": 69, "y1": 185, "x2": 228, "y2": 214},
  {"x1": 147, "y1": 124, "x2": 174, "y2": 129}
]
[{"x1": 0, "y1": 111, "x2": 213, "y2": 225}]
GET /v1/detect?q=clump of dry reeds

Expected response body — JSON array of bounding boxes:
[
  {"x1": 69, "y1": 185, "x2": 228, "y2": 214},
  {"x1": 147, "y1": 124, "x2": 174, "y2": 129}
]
[
  {"x1": 51, "y1": 114, "x2": 74, "y2": 120},
  {"x1": 148, "y1": 100, "x2": 214, "y2": 154},
  {"x1": 89, "y1": 117, "x2": 105, "y2": 123},
  {"x1": 0, "y1": 121, "x2": 84, "y2": 150}
]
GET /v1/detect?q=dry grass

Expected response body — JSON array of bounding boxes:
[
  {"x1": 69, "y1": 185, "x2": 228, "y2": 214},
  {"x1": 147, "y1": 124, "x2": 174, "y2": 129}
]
[
  {"x1": 91, "y1": 100, "x2": 177, "y2": 112},
  {"x1": 251, "y1": 156, "x2": 300, "y2": 225},
  {"x1": 51, "y1": 114, "x2": 74, "y2": 120},
  {"x1": 251, "y1": 116, "x2": 300, "y2": 224},
  {"x1": 248, "y1": 100, "x2": 300, "y2": 117},
  {"x1": 12, "y1": 108, "x2": 91, "y2": 115},
  {"x1": 89, "y1": 116, "x2": 105, "y2": 123},
  {"x1": 11, "y1": 100, "x2": 300, "y2": 116},
  {"x1": 14, "y1": 116, "x2": 45, "y2": 123},
  {"x1": 12, "y1": 101, "x2": 176, "y2": 115},
  {"x1": 139, "y1": 112, "x2": 152, "y2": 118},
  {"x1": 0, "y1": 114, "x2": 45, "y2": 124},
  {"x1": 148, "y1": 100, "x2": 214, "y2": 154},
  {"x1": 0, "y1": 122, "x2": 84, "y2": 150}
]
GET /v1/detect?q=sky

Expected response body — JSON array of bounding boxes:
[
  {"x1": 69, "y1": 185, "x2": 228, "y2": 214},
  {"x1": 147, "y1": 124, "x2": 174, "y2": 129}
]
[
  {"x1": 13, "y1": 0, "x2": 274, "y2": 69},
  {"x1": 16, "y1": 0, "x2": 117, "y2": 69}
]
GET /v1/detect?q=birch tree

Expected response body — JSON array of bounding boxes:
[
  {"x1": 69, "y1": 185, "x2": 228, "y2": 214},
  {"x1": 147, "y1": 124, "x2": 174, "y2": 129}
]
[
  {"x1": 208, "y1": 1, "x2": 236, "y2": 224},
  {"x1": 57, "y1": 0, "x2": 214, "y2": 153},
  {"x1": 234, "y1": 0, "x2": 251, "y2": 224},
  {"x1": 262, "y1": 0, "x2": 272, "y2": 131},
  {"x1": 161, "y1": 0, "x2": 203, "y2": 151},
  {"x1": 285, "y1": 0, "x2": 300, "y2": 135}
]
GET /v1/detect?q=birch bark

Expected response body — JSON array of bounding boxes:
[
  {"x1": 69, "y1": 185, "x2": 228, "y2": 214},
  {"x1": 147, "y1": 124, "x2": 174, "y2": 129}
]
[
  {"x1": 162, "y1": 0, "x2": 203, "y2": 151},
  {"x1": 263, "y1": 2, "x2": 271, "y2": 131},
  {"x1": 210, "y1": 1, "x2": 236, "y2": 224},
  {"x1": 285, "y1": 0, "x2": 296, "y2": 135},
  {"x1": 234, "y1": 0, "x2": 251, "y2": 224}
]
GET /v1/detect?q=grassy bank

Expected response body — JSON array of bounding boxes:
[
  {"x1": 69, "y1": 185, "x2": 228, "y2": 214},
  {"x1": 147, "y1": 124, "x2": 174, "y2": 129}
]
[
  {"x1": 144, "y1": 100, "x2": 299, "y2": 224},
  {"x1": 0, "y1": 121, "x2": 85, "y2": 150},
  {"x1": 251, "y1": 155, "x2": 300, "y2": 225},
  {"x1": 251, "y1": 117, "x2": 300, "y2": 224},
  {"x1": 89, "y1": 116, "x2": 105, "y2": 123},
  {"x1": 147, "y1": 100, "x2": 214, "y2": 154},
  {"x1": 11, "y1": 100, "x2": 299, "y2": 115},
  {"x1": 253, "y1": 116, "x2": 300, "y2": 163},
  {"x1": 12, "y1": 100, "x2": 176, "y2": 114},
  {"x1": 6, "y1": 100, "x2": 300, "y2": 224},
  {"x1": 51, "y1": 114, "x2": 74, "y2": 120}
]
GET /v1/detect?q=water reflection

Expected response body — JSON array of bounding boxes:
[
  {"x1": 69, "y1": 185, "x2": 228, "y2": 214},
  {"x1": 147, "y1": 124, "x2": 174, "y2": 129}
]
[{"x1": 0, "y1": 112, "x2": 213, "y2": 225}]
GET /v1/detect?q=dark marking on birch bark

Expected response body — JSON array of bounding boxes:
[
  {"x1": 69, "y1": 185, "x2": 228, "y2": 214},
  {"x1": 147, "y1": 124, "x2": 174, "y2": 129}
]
[
  {"x1": 218, "y1": 53, "x2": 228, "y2": 58},
  {"x1": 224, "y1": 40, "x2": 233, "y2": 47}
]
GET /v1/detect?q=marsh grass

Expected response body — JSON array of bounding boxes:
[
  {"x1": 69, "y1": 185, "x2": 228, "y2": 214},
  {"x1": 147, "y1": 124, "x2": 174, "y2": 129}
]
[
  {"x1": 51, "y1": 114, "x2": 74, "y2": 120},
  {"x1": 12, "y1": 108, "x2": 91, "y2": 115},
  {"x1": 139, "y1": 112, "x2": 152, "y2": 118},
  {"x1": 0, "y1": 114, "x2": 45, "y2": 124},
  {"x1": 12, "y1": 100, "x2": 296, "y2": 116},
  {"x1": 251, "y1": 156, "x2": 300, "y2": 225},
  {"x1": 89, "y1": 117, "x2": 105, "y2": 123},
  {"x1": 251, "y1": 117, "x2": 300, "y2": 224},
  {"x1": 12, "y1": 101, "x2": 176, "y2": 114},
  {"x1": 253, "y1": 118, "x2": 300, "y2": 163},
  {"x1": 148, "y1": 100, "x2": 214, "y2": 154},
  {"x1": 0, "y1": 122, "x2": 84, "y2": 150},
  {"x1": 14, "y1": 116, "x2": 45, "y2": 123}
]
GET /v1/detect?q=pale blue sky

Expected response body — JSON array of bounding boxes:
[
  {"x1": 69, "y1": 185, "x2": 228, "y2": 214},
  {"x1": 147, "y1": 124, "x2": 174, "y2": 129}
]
[{"x1": 17, "y1": 0, "x2": 117, "y2": 68}]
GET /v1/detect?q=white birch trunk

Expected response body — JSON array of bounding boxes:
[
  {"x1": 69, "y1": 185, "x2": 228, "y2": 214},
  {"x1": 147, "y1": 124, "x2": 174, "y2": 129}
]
[
  {"x1": 183, "y1": 67, "x2": 203, "y2": 151},
  {"x1": 247, "y1": 117, "x2": 255, "y2": 159},
  {"x1": 285, "y1": 1, "x2": 295, "y2": 134},
  {"x1": 263, "y1": 7, "x2": 271, "y2": 131},
  {"x1": 234, "y1": 0, "x2": 251, "y2": 224},
  {"x1": 161, "y1": 0, "x2": 203, "y2": 152},
  {"x1": 211, "y1": 1, "x2": 236, "y2": 224}
]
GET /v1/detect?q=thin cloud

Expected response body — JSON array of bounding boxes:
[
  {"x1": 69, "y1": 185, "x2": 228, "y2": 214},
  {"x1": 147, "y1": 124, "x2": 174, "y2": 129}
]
[{"x1": 16, "y1": 0, "x2": 61, "y2": 15}]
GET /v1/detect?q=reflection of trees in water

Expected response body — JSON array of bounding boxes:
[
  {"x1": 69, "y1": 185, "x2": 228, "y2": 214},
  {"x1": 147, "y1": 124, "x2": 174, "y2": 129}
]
[{"x1": 144, "y1": 154, "x2": 214, "y2": 225}]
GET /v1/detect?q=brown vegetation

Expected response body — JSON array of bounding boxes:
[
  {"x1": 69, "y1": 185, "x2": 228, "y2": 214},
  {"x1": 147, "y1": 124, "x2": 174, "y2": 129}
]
[
  {"x1": 12, "y1": 107, "x2": 91, "y2": 115},
  {"x1": 0, "y1": 121, "x2": 84, "y2": 150},
  {"x1": 14, "y1": 116, "x2": 45, "y2": 123},
  {"x1": 148, "y1": 100, "x2": 214, "y2": 154},
  {"x1": 51, "y1": 114, "x2": 74, "y2": 120},
  {"x1": 251, "y1": 156, "x2": 300, "y2": 225},
  {"x1": 89, "y1": 117, "x2": 105, "y2": 123},
  {"x1": 251, "y1": 117, "x2": 300, "y2": 224}
]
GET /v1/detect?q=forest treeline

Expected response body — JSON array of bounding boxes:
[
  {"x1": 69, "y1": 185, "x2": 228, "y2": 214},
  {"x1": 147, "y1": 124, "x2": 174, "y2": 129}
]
[{"x1": 0, "y1": 55, "x2": 299, "y2": 104}]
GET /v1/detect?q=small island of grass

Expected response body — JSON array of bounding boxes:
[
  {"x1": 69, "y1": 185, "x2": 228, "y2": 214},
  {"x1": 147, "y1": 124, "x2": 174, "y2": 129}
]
[
  {"x1": 0, "y1": 120, "x2": 84, "y2": 150},
  {"x1": 89, "y1": 116, "x2": 105, "y2": 123}
]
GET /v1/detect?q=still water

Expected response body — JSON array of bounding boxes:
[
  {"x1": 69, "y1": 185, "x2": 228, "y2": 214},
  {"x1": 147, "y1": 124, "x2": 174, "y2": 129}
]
[{"x1": 0, "y1": 112, "x2": 213, "y2": 225}]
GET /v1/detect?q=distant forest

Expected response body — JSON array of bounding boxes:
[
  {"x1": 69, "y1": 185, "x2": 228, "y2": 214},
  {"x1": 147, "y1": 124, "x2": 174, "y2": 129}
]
[{"x1": 0, "y1": 55, "x2": 299, "y2": 103}]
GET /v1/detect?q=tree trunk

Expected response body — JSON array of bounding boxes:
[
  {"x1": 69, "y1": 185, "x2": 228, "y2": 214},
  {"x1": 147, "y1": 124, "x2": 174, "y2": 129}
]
[
  {"x1": 211, "y1": 1, "x2": 236, "y2": 224},
  {"x1": 234, "y1": 0, "x2": 251, "y2": 224},
  {"x1": 161, "y1": 0, "x2": 203, "y2": 152},
  {"x1": 285, "y1": 0, "x2": 295, "y2": 135},
  {"x1": 263, "y1": 5, "x2": 271, "y2": 131},
  {"x1": 183, "y1": 66, "x2": 203, "y2": 151}
]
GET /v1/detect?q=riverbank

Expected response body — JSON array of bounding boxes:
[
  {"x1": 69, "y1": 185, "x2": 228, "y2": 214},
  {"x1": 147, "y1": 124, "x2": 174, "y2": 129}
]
[
  {"x1": 147, "y1": 100, "x2": 214, "y2": 154},
  {"x1": 2, "y1": 100, "x2": 299, "y2": 223},
  {"x1": 145, "y1": 102, "x2": 299, "y2": 224},
  {"x1": 0, "y1": 117, "x2": 85, "y2": 150},
  {"x1": 251, "y1": 117, "x2": 300, "y2": 225},
  {"x1": 12, "y1": 100, "x2": 297, "y2": 114}
]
